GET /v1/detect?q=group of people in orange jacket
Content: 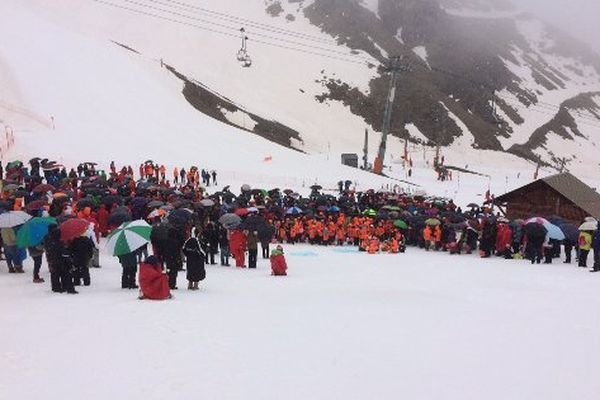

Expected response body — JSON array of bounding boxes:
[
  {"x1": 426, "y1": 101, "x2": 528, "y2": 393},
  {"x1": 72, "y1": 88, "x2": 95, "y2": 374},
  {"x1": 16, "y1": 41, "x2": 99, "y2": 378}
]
[{"x1": 273, "y1": 215, "x2": 406, "y2": 255}]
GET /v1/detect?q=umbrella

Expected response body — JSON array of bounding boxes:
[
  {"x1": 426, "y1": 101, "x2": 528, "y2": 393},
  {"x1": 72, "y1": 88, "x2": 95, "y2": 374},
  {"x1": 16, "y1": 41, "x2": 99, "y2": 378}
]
[
  {"x1": 524, "y1": 222, "x2": 547, "y2": 240},
  {"x1": 32, "y1": 183, "x2": 55, "y2": 193},
  {"x1": 240, "y1": 214, "x2": 266, "y2": 230},
  {"x1": 579, "y1": 217, "x2": 598, "y2": 231},
  {"x1": 393, "y1": 220, "x2": 408, "y2": 229},
  {"x1": 310, "y1": 184, "x2": 323, "y2": 190},
  {"x1": 526, "y1": 217, "x2": 550, "y2": 226},
  {"x1": 467, "y1": 203, "x2": 479, "y2": 208},
  {"x1": 103, "y1": 195, "x2": 123, "y2": 206},
  {"x1": 0, "y1": 211, "x2": 32, "y2": 228},
  {"x1": 147, "y1": 208, "x2": 166, "y2": 219},
  {"x1": 363, "y1": 209, "x2": 377, "y2": 217},
  {"x1": 526, "y1": 217, "x2": 566, "y2": 240},
  {"x1": 286, "y1": 207, "x2": 303, "y2": 216},
  {"x1": 234, "y1": 208, "x2": 249, "y2": 217},
  {"x1": 75, "y1": 198, "x2": 96, "y2": 210},
  {"x1": 328, "y1": 205, "x2": 340, "y2": 213},
  {"x1": 59, "y1": 218, "x2": 89, "y2": 243},
  {"x1": 558, "y1": 223, "x2": 579, "y2": 243},
  {"x1": 6, "y1": 161, "x2": 22, "y2": 169},
  {"x1": 26, "y1": 200, "x2": 48, "y2": 212},
  {"x1": 283, "y1": 189, "x2": 294, "y2": 195},
  {"x1": 425, "y1": 218, "x2": 441, "y2": 226},
  {"x1": 219, "y1": 213, "x2": 242, "y2": 229},
  {"x1": 545, "y1": 223, "x2": 566, "y2": 241},
  {"x1": 109, "y1": 210, "x2": 132, "y2": 227},
  {"x1": 168, "y1": 209, "x2": 193, "y2": 226},
  {"x1": 241, "y1": 184, "x2": 251, "y2": 192},
  {"x1": 16, "y1": 217, "x2": 57, "y2": 248},
  {"x1": 106, "y1": 220, "x2": 152, "y2": 256},
  {"x1": 199, "y1": 199, "x2": 215, "y2": 207},
  {"x1": 147, "y1": 200, "x2": 164, "y2": 209},
  {"x1": 425, "y1": 208, "x2": 439, "y2": 216}
]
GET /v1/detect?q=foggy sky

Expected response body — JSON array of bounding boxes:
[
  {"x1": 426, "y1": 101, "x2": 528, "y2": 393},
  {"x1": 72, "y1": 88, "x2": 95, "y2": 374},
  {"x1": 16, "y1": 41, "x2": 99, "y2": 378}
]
[{"x1": 518, "y1": 0, "x2": 600, "y2": 54}]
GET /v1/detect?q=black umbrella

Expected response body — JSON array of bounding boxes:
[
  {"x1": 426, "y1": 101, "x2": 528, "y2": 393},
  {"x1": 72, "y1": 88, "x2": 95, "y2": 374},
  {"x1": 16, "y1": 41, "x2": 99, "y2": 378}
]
[
  {"x1": 218, "y1": 213, "x2": 242, "y2": 229},
  {"x1": 103, "y1": 195, "x2": 123, "y2": 206},
  {"x1": 75, "y1": 198, "x2": 96, "y2": 210},
  {"x1": 523, "y1": 222, "x2": 547, "y2": 240},
  {"x1": 240, "y1": 214, "x2": 266, "y2": 231},
  {"x1": 167, "y1": 209, "x2": 192, "y2": 226},
  {"x1": 147, "y1": 200, "x2": 164, "y2": 209}
]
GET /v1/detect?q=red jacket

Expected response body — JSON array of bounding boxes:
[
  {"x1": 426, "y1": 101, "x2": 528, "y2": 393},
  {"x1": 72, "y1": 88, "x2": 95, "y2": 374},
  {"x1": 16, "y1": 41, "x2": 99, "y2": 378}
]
[
  {"x1": 139, "y1": 263, "x2": 170, "y2": 300},
  {"x1": 229, "y1": 230, "x2": 247, "y2": 253},
  {"x1": 270, "y1": 253, "x2": 287, "y2": 276},
  {"x1": 496, "y1": 224, "x2": 512, "y2": 253},
  {"x1": 97, "y1": 207, "x2": 109, "y2": 235}
]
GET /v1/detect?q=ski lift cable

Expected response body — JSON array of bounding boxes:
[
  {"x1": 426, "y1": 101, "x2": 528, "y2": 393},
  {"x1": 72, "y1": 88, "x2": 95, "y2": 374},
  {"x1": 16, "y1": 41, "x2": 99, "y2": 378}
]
[
  {"x1": 105, "y1": 0, "x2": 378, "y2": 64},
  {"x1": 141, "y1": 0, "x2": 341, "y2": 46},
  {"x1": 91, "y1": 0, "x2": 378, "y2": 66},
  {"x1": 91, "y1": 0, "x2": 599, "y2": 126}
]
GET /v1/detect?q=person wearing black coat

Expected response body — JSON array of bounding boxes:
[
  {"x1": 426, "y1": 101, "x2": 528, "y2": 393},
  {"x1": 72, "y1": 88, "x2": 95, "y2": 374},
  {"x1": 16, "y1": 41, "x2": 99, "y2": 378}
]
[
  {"x1": 163, "y1": 226, "x2": 185, "y2": 290},
  {"x1": 183, "y1": 229, "x2": 206, "y2": 290},
  {"x1": 203, "y1": 222, "x2": 219, "y2": 265},
  {"x1": 70, "y1": 236, "x2": 94, "y2": 286},
  {"x1": 258, "y1": 222, "x2": 275, "y2": 259},
  {"x1": 118, "y1": 251, "x2": 138, "y2": 289},
  {"x1": 218, "y1": 226, "x2": 230, "y2": 266},
  {"x1": 44, "y1": 225, "x2": 77, "y2": 294}
]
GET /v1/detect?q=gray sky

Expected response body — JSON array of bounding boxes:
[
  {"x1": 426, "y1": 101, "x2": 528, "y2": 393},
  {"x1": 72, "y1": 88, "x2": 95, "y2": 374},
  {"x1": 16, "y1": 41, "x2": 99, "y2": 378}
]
[{"x1": 518, "y1": 0, "x2": 600, "y2": 54}]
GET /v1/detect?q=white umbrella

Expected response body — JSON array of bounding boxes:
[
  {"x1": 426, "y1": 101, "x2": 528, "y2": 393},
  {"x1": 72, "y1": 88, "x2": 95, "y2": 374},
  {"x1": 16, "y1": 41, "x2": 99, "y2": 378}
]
[
  {"x1": 0, "y1": 211, "x2": 32, "y2": 228},
  {"x1": 579, "y1": 217, "x2": 598, "y2": 231}
]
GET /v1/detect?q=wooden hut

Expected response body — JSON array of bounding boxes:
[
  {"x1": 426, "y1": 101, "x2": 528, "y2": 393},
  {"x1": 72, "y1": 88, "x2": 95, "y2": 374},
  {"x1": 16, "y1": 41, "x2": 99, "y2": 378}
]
[{"x1": 493, "y1": 173, "x2": 600, "y2": 224}]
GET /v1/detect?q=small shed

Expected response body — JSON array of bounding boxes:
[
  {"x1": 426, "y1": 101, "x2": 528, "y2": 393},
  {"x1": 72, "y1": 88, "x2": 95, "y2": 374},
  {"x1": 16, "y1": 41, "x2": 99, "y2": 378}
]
[
  {"x1": 493, "y1": 172, "x2": 600, "y2": 224},
  {"x1": 341, "y1": 153, "x2": 359, "y2": 168}
]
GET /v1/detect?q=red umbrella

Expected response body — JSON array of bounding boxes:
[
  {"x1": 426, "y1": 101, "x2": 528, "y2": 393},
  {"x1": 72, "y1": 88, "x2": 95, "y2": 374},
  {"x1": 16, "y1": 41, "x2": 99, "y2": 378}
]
[
  {"x1": 234, "y1": 208, "x2": 249, "y2": 217},
  {"x1": 59, "y1": 218, "x2": 89, "y2": 243},
  {"x1": 26, "y1": 200, "x2": 48, "y2": 212},
  {"x1": 32, "y1": 183, "x2": 56, "y2": 193}
]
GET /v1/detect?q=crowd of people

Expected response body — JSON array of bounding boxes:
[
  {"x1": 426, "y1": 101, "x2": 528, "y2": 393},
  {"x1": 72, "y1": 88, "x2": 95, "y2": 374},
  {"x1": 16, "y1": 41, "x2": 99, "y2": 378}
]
[{"x1": 1, "y1": 157, "x2": 599, "y2": 300}]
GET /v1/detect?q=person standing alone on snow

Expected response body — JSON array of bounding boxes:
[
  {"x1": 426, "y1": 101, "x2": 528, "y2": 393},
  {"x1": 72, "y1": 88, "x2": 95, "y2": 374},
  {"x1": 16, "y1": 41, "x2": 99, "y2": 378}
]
[
  {"x1": 270, "y1": 245, "x2": 287, "y2": 276},
  {"x1": 183, "y1": 228, "x2": 206, "y2": 290}
]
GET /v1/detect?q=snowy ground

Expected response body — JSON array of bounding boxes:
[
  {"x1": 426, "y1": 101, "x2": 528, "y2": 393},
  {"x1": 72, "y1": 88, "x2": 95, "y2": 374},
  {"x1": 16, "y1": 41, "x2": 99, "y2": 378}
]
[{"x1": 1, "y1": 243, "x2": 600, "y2": 400}]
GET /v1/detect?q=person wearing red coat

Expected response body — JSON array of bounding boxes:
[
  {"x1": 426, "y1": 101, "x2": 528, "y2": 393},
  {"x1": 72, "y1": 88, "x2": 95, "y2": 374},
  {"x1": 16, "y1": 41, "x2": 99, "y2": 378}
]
[
  {"x1": 270, "y1": 245, "x2": 287, "y2": 276},
  {"x1": 138, "y1": 256, "x2": 171, "y2": 300},
  {"x1": 229, "y1": 229, "x2": 247, "y2": 268},
  {"x1": 97, "y1": 205, "x2": 109, "y2": 237},
  {"x1": 496, "y1": 223, "x2": 513, "y2": 259}
]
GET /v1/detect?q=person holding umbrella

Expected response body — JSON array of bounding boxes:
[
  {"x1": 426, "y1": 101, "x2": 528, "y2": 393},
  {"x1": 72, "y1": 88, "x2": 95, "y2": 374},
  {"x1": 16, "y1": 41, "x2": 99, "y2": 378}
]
[
  {"x1": 107, "y1": 220, "x2": 153, "y2": 289},
  {"x1": 28, "y1": 243, "x2": 45, "y2": 283}
]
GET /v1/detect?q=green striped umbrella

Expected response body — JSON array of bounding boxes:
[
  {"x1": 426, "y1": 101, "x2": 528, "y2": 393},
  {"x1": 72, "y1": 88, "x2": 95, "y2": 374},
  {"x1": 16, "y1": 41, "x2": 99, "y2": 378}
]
[{"x1": 105, "y1": 220, "x2": 151, "y2": 257}]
